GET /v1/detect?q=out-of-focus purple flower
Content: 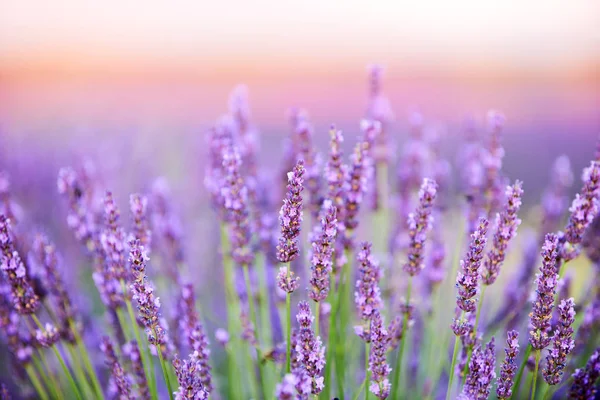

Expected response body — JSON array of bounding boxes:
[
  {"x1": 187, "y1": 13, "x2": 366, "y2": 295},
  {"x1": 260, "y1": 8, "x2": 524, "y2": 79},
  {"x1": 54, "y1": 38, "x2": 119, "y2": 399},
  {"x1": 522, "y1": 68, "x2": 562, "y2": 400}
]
[
  {"x1": 574, "y1": 294, "x2": 600, "y2": 355},
  {"x1": 31, "y1": 234, "x2": 76, "y2": 342},
  {"x1": 387, "y1": 302, "x2": 415, "y2": 351},
  {"x1": 277, "y1": 159, "x2": 305, "y2": 263},
  {"x1": 0, "y1": 383, "x2": 10, "y2": 400},
  {"x1": 568, "y1": 347, "x2": 600, "y2": 400},
  {"x1": 173, "y1": 352, "x2": 208, "y2": 400},
  {"x1": 482, "y1": 181, "x2": 523, "y2": 285},
  {"x1": 454, "y1": 218, "x2": 489, "y2": 315},
  {"x1": 482, "y1": 110, "x2": 507, "y2": 216},
  {"x1": 295, "y1": 301, "x2": 325, "y2": 394},
  {"x1": 403, "y1": 178, "x2": 438, "y2": 276},
  {"x1": 0, "y1": 216, "x2": 39, "y2": 315},
  {"x1": 240, "y1": 304, "x2": 257, "y2": 346},
  {"x1": 369, "y1": 310, "x2": 391, "y2": 399},
  {"x1": 35, "y1": 323, "x2": 59, "y2": 348},
  {"x1": 530, "y1": 233, "x2": 559, "y2": 350},
  {"x1": 542, "y1": 156, "x2": 574, "y2": 235},
  {"x1": 582, "y1": 214, "x2": 600, "y2": 266},
  {"x1": 295, "y1": 120, "x2": 323, "y2": 221},
  {"x1": 496, "y1": 330, "x2": 519, "y2": 399},
  {"x1": 100, "y1": 192, "x2": 128, "y2": 307},
  {"x1": 425, "y1": 221, "x2": 446, "y2": 296},
  {"x1": 460, "y1": 338, "x2": 496, "y2": 400},
  {"x1": 129, "y1": 193, "x2": 151, "y2": 249},
  {"x1": 366, "y1": 65, "x2": 394, "y2": 130},
  {"x1": 325, "y1": 127, "x2": 348, "y2": 261},
  {"x1": 354, "y1": 242, "x2": 382, "y2": 341},
  {"x1": 123, "y1": 341, "x2": 149, "y2": 400},
  {"x1": 308, "y1": 201, "x2": 337, "y2": 302},
  {"x1": 0, "y1": 292, "x2": 33, "y2": 365},
  {"x1": 215, "y1": 329, "x2": 229, "y2": 347},
  {"x1": 129, "y1": 239, "x2": 171, "y2": 358},
  {"x1": 343, "y1": 141, "x2": 370, "y2": 247},
  {"x1": 275, "y1": 373, "x2": 298, "y2": 400},
  {"x1": 221, "y1": 147, "x2": 254, "y2": 267},
  {"x1": 565, "y1": 161, "x2": 600, "y2": 245},
  {"x1": 178, "y1": 283, "x2": 212, "y2": 393},
  {"x1": 544, "y1": 298, "x2": 576, "y2": 385},
  {"x1": 101, "y1": 336, "x2": 133, "y2": 400}
]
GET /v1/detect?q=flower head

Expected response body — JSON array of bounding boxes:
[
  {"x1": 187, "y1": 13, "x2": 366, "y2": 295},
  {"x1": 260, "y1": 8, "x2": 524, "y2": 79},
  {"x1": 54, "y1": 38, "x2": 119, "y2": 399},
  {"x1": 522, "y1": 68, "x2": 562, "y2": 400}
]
[
  {"x1": 308, "y1": 201, "x2": 337, "y2": 302},
  {"x1": 369, "y1": 310, "x2": 391, "y2": 399},
  {"x1": 544, "y1": 297, "x2": 576, "y2": 385},
  {"x1": 565, "y1": 161, "x2": 600, "y2": 245},
  {"x1": 355, "y1": 242, "x2": 382, "y2": 341},
  {"x1": 295, "y1": 301, "x2": 325, "y2": 394},
  {"x1": 173, "y1": 352, "x2": 208, "y2": 400},
  {"x1": 569, "y1": 347, "x2": 600, "y2": 400},
  {"x1": 277, "y1": 159, "x2": 305, "y2": 263},
  {"x1": 461, "y1": 338, "x2": 496, "y2": 400},
  {"x1": 455, "y1": 218, "x2": 489, "y2": 314},
  {"x1": 496, "y1": 330, "x2": 519, "y2": 399}
]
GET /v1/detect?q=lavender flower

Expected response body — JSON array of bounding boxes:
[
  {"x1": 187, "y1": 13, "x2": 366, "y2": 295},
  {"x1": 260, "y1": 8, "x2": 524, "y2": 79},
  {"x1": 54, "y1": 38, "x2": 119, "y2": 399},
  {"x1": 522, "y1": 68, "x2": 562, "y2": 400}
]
[
  {"x1": 34, "y1": 323, "x2": 59, "y2": 348},
  {"x1": 0, "y1": 383, "x2": 9, "y2": 400},
  {"x1": 295, "y1": 120, "x2": 323, "y2": 221},
  {"x1": 482, "y1": 110, "x2": 506, "y2": 215},
  {"x1": 542, "y1": 155, "x2": 574, "y2": 234},
  {"x1": 275, "y1": 373, "x2": 298, "y2": 400},
  {"x1": 295, "y1": 301, "x2": 325, "y2": 394},
  {"x1": 308, "y1": 201, "x2": 337, "y2": 302},
  {"x1": 129, "y1": 239, "x2": 171, "y2": 357},
  {"x1": 277, "y1": 159, "x2": 305, "y2": 263},
  {"x1": 461, "y1": 338, "x2": 496, "y2": 400},
  {"x1": 221, "y1": 146, "x2": 254, "y2": 267},
  {"x1": 355, "y1": 242, "x2": 382, "y2": 341},
  {"x1": 569, "y1": 347, "x2": 600, "y2": 400},
  {"x1": 454, "y1": 218, "x2": 489, "y2": 315},
  {"x1": 173, "y1": 352, "x2": 208, "y2": 400},
  {"x1": 215, "y1": 329, "x2": 229, "y2": 347},
  {"x1": 0, "y1": 216, "x2": 39, "y2": 314},
  {"x1": 530, "y1": 233, "x2": 559, "y2": 350},
  {"x1": 151, "y1": 178, "x2": 185, "y2": 270},
  {"x1": 403, "y1": 178, "x2": 438, "y2": 276},
  {"x1": 123, "y1": 341, "x2": 149, "y2": 400},
  {"x1": 544, "y1": 297, "x2": 576, "y2": 385},
  {"x1": 277, "y1": 266, "x2": 299, "y2": 294},
  {"x1": 344, "y1": 140, "x2": 370, "y2": 243},
  {"x1": 565, "y1": 161, "x2": 600, "y2": 245},
  {"x1": 31, "y1": 234, "x2": 76, "y2": 342},
  {"x1": 481, "y1": 181, "x2": 523, "y2": 285},
  {"x1": 130, "y1": 193, "x2": 151, "y2": 249},
  {"x1": 369, "y1": 310, "x2": 391, "y2": 399},
  {"x1": 496, "y1": 330, "x2": 519, "y2": 399},
  {"x1": 101, "y1": 336, "x2": 133, "y2": 400}
]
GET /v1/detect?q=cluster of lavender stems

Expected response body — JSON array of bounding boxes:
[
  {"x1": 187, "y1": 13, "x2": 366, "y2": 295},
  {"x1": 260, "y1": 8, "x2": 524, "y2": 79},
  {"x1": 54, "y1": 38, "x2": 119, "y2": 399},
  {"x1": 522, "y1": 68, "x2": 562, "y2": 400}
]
[{"x1": 1, "y1": 69, "x2": 600, "y2": 400}]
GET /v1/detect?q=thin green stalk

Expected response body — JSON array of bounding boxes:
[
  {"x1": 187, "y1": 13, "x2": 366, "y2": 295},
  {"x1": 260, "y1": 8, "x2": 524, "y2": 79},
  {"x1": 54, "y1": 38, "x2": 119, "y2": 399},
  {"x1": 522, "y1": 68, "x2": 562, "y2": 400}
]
[
  {"x1": 365, "y1": 342, "x2": 370, "y2": 400},
  {"x1": 530, "y1": 350, "x2": 541, "y2": 400},
  {"x1": 391, "y1": 276, "x2": 412, "y2": 400},
  {"x1": 323, "y1": 275, "x2": 338, "y2": 400},
  {"x1": 121, "y1": 281, "x2": 157, "y2": 400},
  {"x1": 242, "y1": 263, "x2": 267, "y2": 399},
  {"x1": 31, "y1": 354, "x2": 60, "y2": 400},
  {"x1": 512, "y1": 344, "x2": 533, "y2": 398},
  {"x1": 154, "y1": 330, "x2": 174, "y2": 400},
  {"x1": 65, "y1": 342, "x2": 95, "y2": 399},
  {"x1": 335, "y1": 252, "x2": 352, "y2": 398},
  {"x1": 116, "y1": 308, "x2": 133, "y2": 341},
  {"x1": 31, "y1": 315, "x2": 82, "y2": 400},
  {"x1": 68, "y1": 319, "x2": 104, "y2": 399},
  {"x1": 353, "y1": 378, "x2": 367, "y2": 400},
  {"x1": 26, "y1": 364, "x2": 50, "y2": 400},
  {"x1": 445, "y1": 334, "x2": 461, "y2": 400}
]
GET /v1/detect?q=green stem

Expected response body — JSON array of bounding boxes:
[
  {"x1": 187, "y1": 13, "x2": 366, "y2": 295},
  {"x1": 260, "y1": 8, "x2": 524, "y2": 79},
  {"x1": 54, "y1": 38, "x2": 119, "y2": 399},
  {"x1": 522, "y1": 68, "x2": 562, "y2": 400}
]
[
  {"x1": 26, "y1": 364, "x2": 50, "y2": 400},
  {"x1": 445, "y1": 335, "x2": 461, "y2": 400},
  {"x1": 365, "y1": 342, "x2": 370, "y2": 400},
  {"x1": 530, "y1": 350, "x2": 541, "y2": 400},
  {"x1": 323, "y1": 275, "x2": 338, "y2": 400},
  {"x1": 242, "y1": 263, "x2": 267, "y2": 399},
  {"x1": 68, "y1": 320, "x2": 104, "y2": 399},
  {"x1": 286, "y1": 266, "x2": 292, "y2": 374},
  {"x1": 335, "y1": 251, "x2": 352, "y2": 398},
  {"x1": 391, "y1": 276, "x2": 412, "y2": 400},
  {"x1": 65, "y1": 342, "x2": 95, "y2": 399},
  {"x1": 512, "y1": 344, "x2": 533, "y2": 399},
  {"x1": 154, "y1": 331, "x2": 174, "y2": 400}
]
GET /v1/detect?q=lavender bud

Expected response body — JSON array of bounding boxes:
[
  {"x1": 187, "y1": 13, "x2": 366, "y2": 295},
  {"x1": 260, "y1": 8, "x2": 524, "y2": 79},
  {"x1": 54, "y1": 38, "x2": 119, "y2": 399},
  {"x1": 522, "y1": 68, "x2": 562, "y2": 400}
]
[
  {"x1": 215, "y1": 329, "x2": 229, "y2": 347},
  {"x1": 344, "y1": 140, "x2": 370, "y2": 240},
  {"x1": 403, "y1": 178, "x2": 438, "y2": 276},
  {"x1": 369, "y1": 310, "x2": 391, "y2": 399},
  {"x1": 565, "y1": 161, "x2": 600, "y2": 245},
  {"x1": 543, "y1": 298, "x2": 576, "y2": 385},
  {"x1": 355, "y1": 242, "x2": 382, "y2": 341},
  {"x1": 482, "y1": 181, "x2": 523, "y2": 285},
  {"x1": 568, "y1": 347, "x2": 600, "y2": 400},
  {"x1": 455, "y1": 218, "x2": 489, "y2": 314},
  {"x1": 173, "y1": 353, "x2": 208, "y2": 400},
  {"x1": 276, "y1": 267, "x2": 299, "y2": 294},
  {"x1": 35, "y1": 323, "x2": 60, "y2": 348},
  {"x1": 496, "y1": 330, "x2": 519, "y2": 399},
  {"x1": 308, "y1": 201, "x2": 337, "y2": 302},
  {"x1": 529, "y1": 233, "x2": 559, "y2": 350},
  {"x1": 277, "y1": 159, "x2": 305, "y2": 263},
  {"x1": 295, "y1": 301, "x2": 325, "y2": 394},
  {"x1": 461, "y1": 338, "x2": 496, "y2": 400},
  {"x1": 275, "y1": 373, "x2": 298, "y2": 400},
  {"x1": 130, "y1": 194, "x2": 152, "y2": 249}
]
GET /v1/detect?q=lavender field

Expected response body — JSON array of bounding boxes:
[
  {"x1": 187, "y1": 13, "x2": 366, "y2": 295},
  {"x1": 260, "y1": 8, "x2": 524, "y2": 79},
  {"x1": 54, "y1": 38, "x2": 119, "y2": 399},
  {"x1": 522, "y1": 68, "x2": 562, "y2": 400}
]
[{"x1": 0, "y1": 61, "x2": 600, "y2": 400}]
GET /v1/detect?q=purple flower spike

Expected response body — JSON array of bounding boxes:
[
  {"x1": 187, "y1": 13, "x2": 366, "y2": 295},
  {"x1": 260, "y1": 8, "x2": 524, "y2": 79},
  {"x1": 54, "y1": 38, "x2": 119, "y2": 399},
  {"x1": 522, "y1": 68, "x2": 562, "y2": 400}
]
[
  {"x1": 123, "y1": 341, "x2": 150, "y2": 400},
  {"x1": 129, "y1": 239, "x2": 171, "y2": 358},
  {"x1": 455, "y1": 218, "x2": 489, "y2": 314},
  {"x1": 0, "y1": 216, "x2": 40, "y2": 315},
  {"x1": 130, "y1": 193, "x2": 152, "y2": 249},
  {"x1": 308, "y1": 200, "x2": 337, "y2": 302},
  {"x1": 344, "y1": 140, "x2": 370, "y2": 239},
  {"x1": 277, "y1": 159, "x2": 305, "y2": 263},
  {"x1": 544, "y1": 297, "x2": 576, "y2": 385},
  {"x1": 277, "y1": 266, "x2": 300, "y2": 294},
  {"x1": 101, "y1": 191, "x2": 128, "y2": 282},
  {"x1": 295, "y1": 120, "x2": 323, "y2": 221},
  {"x1": 529, "y1": 233, "x2": 559, "y2": 350},
  {"x1": 275, "y1": 373, "x2": 298, "y2": 400},
  {"x1": 35, "y1": 323, "x2": 60, "y2": 348},
  {"x1": 325, "y1": 126, "x2": 348, "y2": 231},
  {"x1": 461, "y1": 338, "x2": 496, "y2": 400},
  {"x1": 173, "y1": 352, "x2": 208, "y2": 400},
  {"x1": 569, "y1": 347, "x2": 600, "y2": 400},
  {"x1": 403, "y1": 178, "x2": 438, "y2": 276},
  {"x1": 482, "y1": 181, "x2": 523, "y2": 285},
  {"x1": 565, "y1": 161, "x2": 600, "y2": 245},
  {"x1": 355, "y1": 242, "x2": 382, "y2": 341},
  {"x1": 497, "y1": 330, "x2": 519, "y2": 399},
  {"x1": 369, "y1": 310, "x2": 391, "y2": 399},
  {"x1": 295, "y1": 301, "x2": 325, "y2": 394},
  {"x1": 101, "y1": 336, "x2": 133, "y2": 400}
]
